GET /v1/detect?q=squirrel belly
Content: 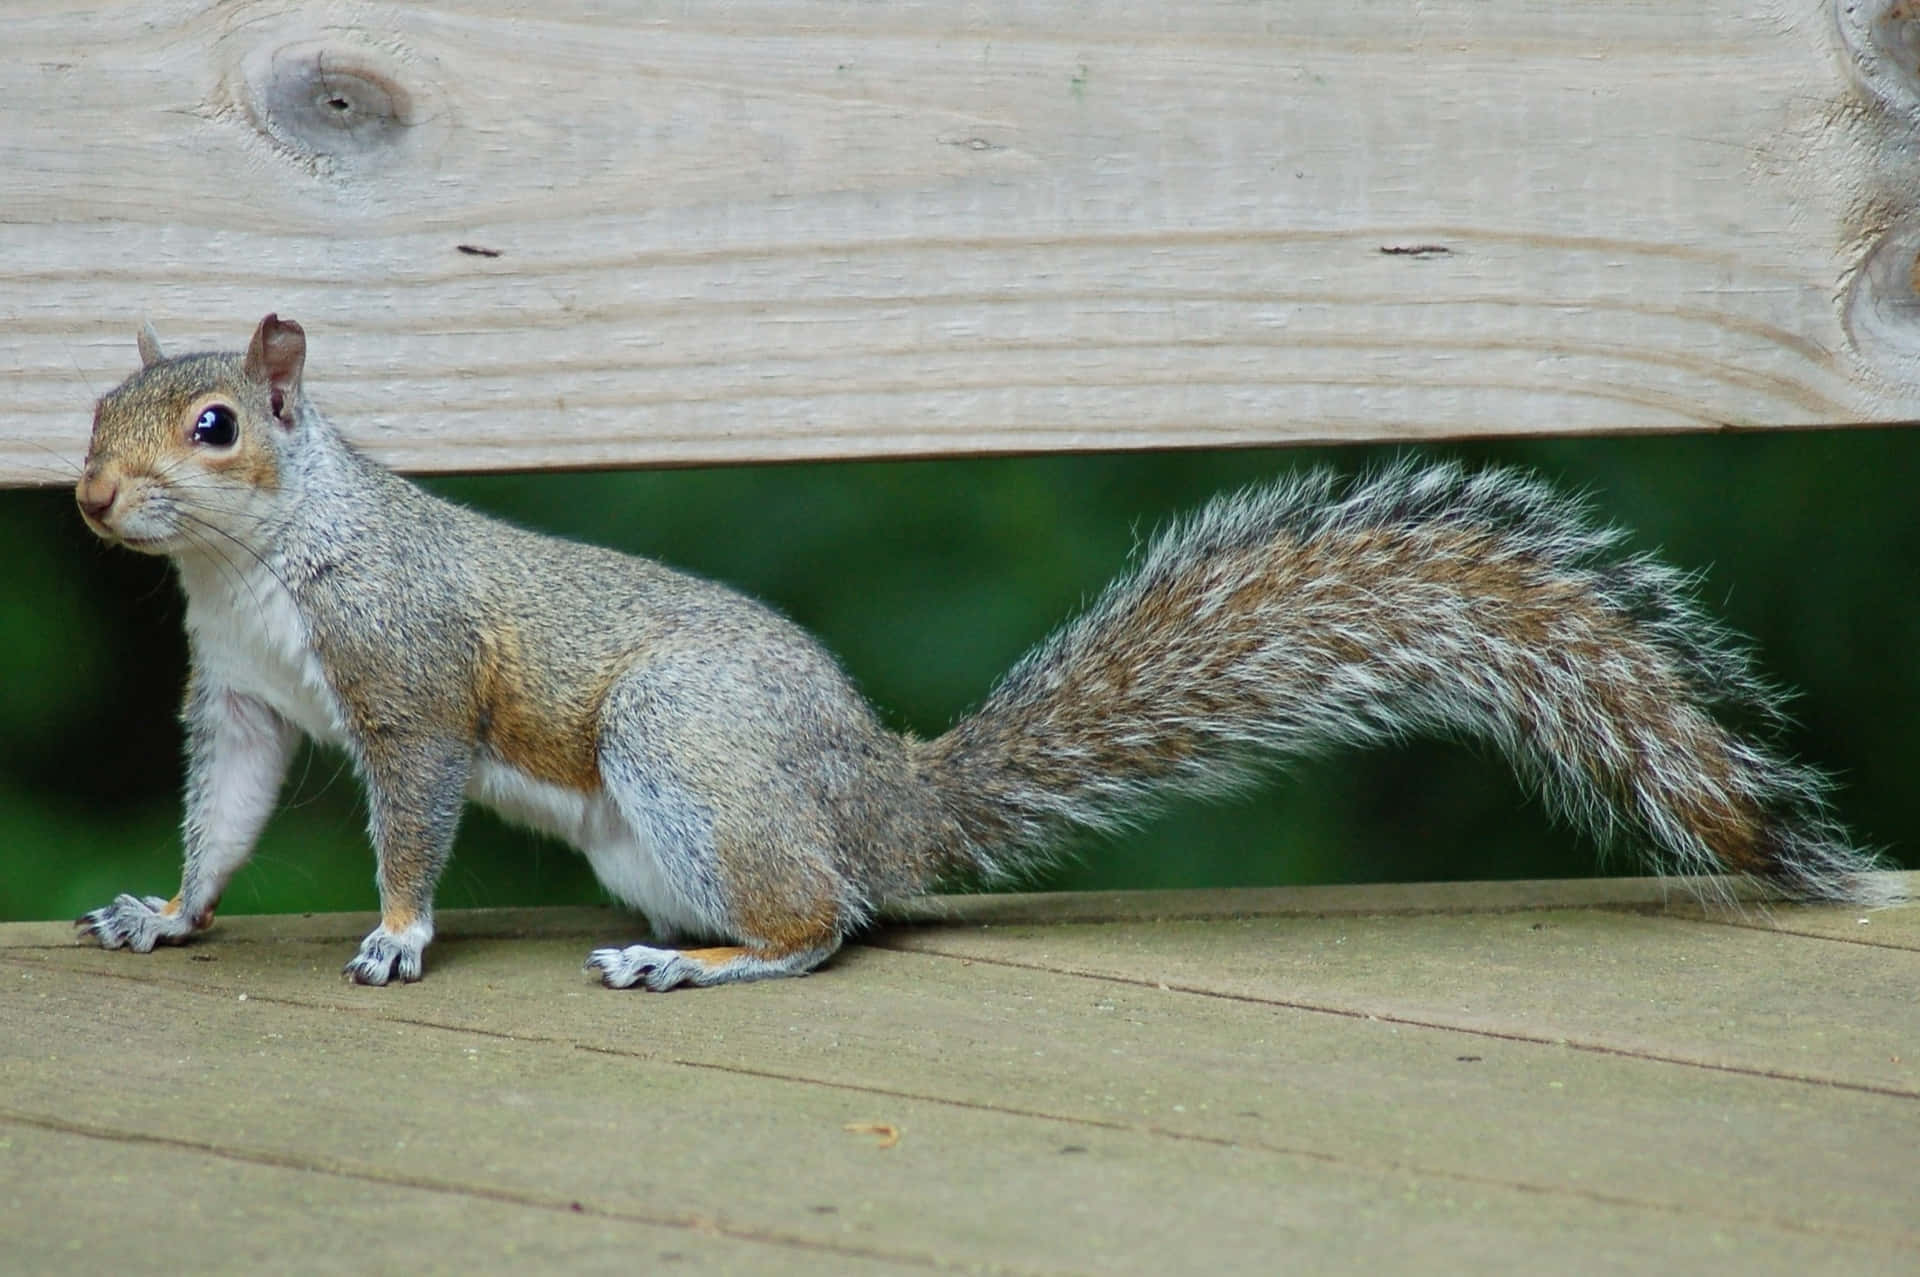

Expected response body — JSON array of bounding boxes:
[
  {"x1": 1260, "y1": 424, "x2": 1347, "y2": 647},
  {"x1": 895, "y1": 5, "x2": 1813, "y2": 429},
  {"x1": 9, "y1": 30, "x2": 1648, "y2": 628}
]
[{"x1": 72, "y1": 315, "x2": 1894, "y2": 992}]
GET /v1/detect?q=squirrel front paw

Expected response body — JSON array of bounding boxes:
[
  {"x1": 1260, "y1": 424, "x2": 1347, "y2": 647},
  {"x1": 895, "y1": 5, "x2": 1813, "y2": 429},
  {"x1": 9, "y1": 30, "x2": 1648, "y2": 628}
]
[
  {"x1": 76, "y1": 894, "x2": 198, "y2": 952},
  {"x1": 343, "y1": 920, "x2": 431, "y2": 986}
]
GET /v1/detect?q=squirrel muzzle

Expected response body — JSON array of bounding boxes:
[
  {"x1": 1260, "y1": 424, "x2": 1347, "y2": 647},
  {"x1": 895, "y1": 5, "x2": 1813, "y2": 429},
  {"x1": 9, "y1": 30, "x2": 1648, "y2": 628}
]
[{"x1": 75, "y1": 462, "x2": 122, "y2": 536}]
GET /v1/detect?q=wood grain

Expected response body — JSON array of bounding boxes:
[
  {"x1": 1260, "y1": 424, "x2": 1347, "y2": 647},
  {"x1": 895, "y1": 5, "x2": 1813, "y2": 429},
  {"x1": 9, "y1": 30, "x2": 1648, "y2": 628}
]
[
  {"x1": 5, "y1": 892, "x2": 1919, "y2": 1268},
  {"x1": 6, "y1": 1, "x2": 1920, "y2": 484}
]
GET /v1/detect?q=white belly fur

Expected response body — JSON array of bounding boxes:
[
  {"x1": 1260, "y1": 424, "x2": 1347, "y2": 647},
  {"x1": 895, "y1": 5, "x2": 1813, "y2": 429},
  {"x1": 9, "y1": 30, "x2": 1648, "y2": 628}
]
[
  {"x1": 467, "y1": 757, "x2": 711, "y2": 937},
  {"x1": 180, "y1": 552, "x2": 349, "y2": 747}
]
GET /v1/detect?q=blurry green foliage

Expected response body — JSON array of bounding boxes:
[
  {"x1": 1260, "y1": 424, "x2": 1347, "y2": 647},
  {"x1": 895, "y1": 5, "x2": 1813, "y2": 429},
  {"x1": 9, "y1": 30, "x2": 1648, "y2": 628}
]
[{"x1": 4, "y1": 429, "x2": 1914, "y2": 923}]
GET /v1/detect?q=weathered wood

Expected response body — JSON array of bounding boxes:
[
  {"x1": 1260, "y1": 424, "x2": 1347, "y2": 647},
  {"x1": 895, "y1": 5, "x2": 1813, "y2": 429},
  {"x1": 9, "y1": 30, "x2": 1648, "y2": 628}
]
[
  {"x1": 4, "y1": 884, "x2": 1917, "y2": 1271},
  {"x1": 8, "y1": 2, "x2": 1920, "y2": 485}
]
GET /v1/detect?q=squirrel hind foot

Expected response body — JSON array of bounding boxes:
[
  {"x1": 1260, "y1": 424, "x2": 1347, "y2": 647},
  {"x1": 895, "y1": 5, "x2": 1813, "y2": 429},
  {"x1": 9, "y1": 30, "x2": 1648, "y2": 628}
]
[{"x1": 584, "y1": 939, "x2": 838, "y2": 991}]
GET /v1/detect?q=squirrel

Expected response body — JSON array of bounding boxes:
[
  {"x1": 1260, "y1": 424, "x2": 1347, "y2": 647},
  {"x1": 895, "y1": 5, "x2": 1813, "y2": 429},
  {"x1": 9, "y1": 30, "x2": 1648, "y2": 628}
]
[{"x1": 73, "y1": 314, "x2": 1894, "y2": 989}]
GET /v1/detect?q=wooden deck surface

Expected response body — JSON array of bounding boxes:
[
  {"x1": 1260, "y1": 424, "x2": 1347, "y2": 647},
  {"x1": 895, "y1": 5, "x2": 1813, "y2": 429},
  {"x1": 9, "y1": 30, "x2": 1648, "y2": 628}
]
[{"x1": 3, "y1": 876, "x2": 1915, "y2": 1273}]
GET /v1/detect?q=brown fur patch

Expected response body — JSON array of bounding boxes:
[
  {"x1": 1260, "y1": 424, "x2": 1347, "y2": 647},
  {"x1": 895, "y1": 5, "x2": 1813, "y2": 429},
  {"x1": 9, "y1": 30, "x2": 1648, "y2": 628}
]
[
  {"x1": 675, "y1": 946, "x2": 755, "y2": 967},
  {"x1": 168, "y1": 890, "x2": 221, "y2": 930},
  {"x1": 733, "y1": 885, "x2": 842, "y2": 955},
  {"x1": 1399, "y1": 530, "x2": 1770, "y2": 873},
  {"x1": 381, "y1": 902, "x2": 420, "y2": 933},
  {"x1": 472, "y1": 626, "x2": 605, "y2": 791}
]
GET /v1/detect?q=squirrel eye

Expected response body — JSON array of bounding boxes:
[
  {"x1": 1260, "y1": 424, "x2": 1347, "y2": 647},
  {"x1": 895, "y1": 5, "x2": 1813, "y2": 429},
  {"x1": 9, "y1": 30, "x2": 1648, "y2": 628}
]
[{"x1": 191, "y1": 404, "x2": 239, "y2": 448}]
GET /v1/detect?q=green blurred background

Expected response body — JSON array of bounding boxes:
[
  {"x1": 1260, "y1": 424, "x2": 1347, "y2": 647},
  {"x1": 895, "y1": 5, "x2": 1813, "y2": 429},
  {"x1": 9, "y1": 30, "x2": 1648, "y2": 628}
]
[{"x1": 3, "y1": 428, "x2": 1914, "y2": 923}]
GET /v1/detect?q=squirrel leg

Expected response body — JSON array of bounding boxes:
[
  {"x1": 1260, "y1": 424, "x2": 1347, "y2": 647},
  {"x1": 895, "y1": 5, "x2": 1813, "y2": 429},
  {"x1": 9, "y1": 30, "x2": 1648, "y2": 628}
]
[
  {"x1": 343, "y1": 740, "x2": 469, "y2": 986},
  {"x1": 79, "y1": 684, "x2": 294, "y2": 952},
  {"x1": 584, "y1": 671, "x2": 851, "y2": 990}
]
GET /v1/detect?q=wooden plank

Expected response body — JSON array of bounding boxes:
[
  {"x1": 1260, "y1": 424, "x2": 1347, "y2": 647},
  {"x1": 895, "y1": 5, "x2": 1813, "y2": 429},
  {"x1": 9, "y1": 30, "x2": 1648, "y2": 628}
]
[
  {"x1": 2, "y1": 1123, "x2": 894, "y2": 1276},
  {"x1": 10, "y1": 2, "x2": 1920, "y2": 484},
  {"x1": 4, "y1": 897, "x2": 1917, "y2": 1269},
  {"x1": 881, "y1": 907, "x2": 1920, "y2": 1094},
  {"x1": 0, "y1": 968, "x2": 1905, "y2": 1273}
]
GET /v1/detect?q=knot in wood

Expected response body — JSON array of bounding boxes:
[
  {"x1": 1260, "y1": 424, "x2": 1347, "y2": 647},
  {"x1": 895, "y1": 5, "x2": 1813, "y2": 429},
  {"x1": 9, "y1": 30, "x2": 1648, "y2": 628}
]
[
  {"x1": 244, "y1": 39, "x2": 416, "y2": 161},
  {"x1": 1843, "y1": 220, "x2": 1920, "y2": 385},
  {"x1": 1836, "y1": 1, "x2": 1920, "y2": 116}
]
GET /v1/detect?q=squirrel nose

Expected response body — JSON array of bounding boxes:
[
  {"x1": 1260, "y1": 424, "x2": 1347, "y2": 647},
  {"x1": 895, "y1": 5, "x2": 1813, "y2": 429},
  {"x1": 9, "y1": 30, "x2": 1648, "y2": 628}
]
[{"x1": 76, "y1": 471, "x2": 120, "y2": 524}]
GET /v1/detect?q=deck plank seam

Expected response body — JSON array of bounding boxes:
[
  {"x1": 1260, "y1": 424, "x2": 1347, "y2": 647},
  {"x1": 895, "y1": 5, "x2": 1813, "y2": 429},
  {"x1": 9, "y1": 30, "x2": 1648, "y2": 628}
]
[
  {"x1": 0, "y1": 1107, "x2": 1052, "y2": 1276},
  {"x1": 12, "y1": 946, "x2": 1915, "y2": 1103},
  {"x1": 10, "y1": 953, "x2": 1918, "y2": 1251},
  {"x1": 866, "y1": 944, "x2": 1920, "y2": 1102},
  {"x1": 1678, "y1": 915, "x2": 1920, "y2": 953}
]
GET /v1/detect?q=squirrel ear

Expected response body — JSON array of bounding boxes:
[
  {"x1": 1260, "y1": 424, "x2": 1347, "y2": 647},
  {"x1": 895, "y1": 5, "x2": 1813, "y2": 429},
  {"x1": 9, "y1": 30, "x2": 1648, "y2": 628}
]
[
  {"x1": 136, "y1": 322, "x2": 165, "y2": 368},
  {"x1": 244, "y1": 313, "x2": 306, "y2": 426}
]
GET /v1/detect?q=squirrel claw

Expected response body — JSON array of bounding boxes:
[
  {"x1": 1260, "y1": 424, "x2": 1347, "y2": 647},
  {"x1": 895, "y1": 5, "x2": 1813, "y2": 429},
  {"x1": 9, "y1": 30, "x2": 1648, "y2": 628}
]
[
  {"x1": 76, "y1": 893, "x2": 194, "y2": 952},
  {"x1": 585, "y1": 944, "x2": 696, "y2": 992},
  {"x1": 343, "y1": 925, "x2": 427, "y2": 986}
]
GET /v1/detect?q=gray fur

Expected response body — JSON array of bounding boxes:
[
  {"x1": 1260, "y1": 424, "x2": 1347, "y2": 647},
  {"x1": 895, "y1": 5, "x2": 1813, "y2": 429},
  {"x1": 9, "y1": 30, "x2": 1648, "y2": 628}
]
[
  {"x1": 75, "y1": 318, "x2": 1895, "y2": 993},
  {"x1": 921, "y1": 462, "x2": 1894, "y2": 906}
]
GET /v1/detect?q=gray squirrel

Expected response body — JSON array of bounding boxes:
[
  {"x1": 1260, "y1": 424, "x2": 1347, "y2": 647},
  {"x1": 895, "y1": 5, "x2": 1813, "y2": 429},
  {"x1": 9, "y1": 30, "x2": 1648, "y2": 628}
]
[{"x1": 73, "y1": 314, "x2": 1893, "y2": 989}]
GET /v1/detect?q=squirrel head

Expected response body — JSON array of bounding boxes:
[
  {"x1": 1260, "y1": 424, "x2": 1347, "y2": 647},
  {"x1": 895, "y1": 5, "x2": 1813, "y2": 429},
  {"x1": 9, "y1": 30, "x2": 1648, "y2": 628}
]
[{"x1": 77, "y1": 314, "x2": 308, "y2": 556}]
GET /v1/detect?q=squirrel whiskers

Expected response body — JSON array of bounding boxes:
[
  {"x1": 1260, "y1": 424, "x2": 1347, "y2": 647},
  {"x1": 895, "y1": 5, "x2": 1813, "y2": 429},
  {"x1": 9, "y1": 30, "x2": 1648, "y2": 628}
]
[{"x1": 74, "y1": 316, "x2": 1894, "y2": 992}]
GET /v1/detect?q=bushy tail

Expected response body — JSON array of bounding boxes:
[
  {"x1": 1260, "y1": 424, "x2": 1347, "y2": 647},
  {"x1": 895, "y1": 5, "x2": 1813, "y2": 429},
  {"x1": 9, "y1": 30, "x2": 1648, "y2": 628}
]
[{"x1": 914, "y1": 461, "x2": 1892, "y2": 904}]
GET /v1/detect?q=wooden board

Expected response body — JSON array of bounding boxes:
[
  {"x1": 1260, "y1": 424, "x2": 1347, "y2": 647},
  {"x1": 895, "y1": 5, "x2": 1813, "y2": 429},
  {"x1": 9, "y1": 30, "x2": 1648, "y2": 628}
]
[
  {"x1": 3, "y1": 881, "x2": 1917, "y2": 1271},
  {"x1": 9, "y1": 2, "x2": 1920, "y2": 484}
]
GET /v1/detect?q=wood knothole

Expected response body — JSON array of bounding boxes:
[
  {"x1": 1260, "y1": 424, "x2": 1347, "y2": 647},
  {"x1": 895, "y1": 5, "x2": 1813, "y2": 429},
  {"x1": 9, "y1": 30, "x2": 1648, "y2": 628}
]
[
  {"x1": 1836, "y1": 0, "x2": 1920, "y2": 114},
  {"x1": 1836, "y1": 3, "x2": 1920, "y2": 383},
  {"x1": 240, "y1": 37, "x2": 419, "y2": 162},
  {"x1": 1843, "y1": 221, "x2": 1920, "y2": 374}
]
